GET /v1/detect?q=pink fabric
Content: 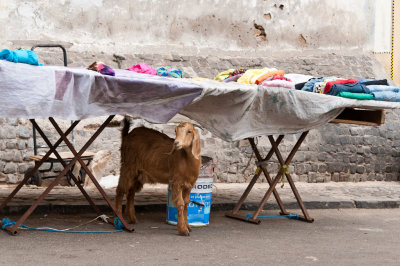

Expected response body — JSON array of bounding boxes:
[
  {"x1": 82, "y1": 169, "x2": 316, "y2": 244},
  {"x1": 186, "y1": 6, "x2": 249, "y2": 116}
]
[
  {"x1": 260, "y1": 80, "x2": 295, "y2": 89},
  {"x1": 127, "y1": 63, "x2": 157, "y2": 75}
]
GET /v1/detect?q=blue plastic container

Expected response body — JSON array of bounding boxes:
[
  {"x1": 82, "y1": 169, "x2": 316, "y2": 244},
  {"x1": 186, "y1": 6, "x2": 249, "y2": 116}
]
[{"x1": 166, "y1": 156, "x2": 213, "y2": 227}]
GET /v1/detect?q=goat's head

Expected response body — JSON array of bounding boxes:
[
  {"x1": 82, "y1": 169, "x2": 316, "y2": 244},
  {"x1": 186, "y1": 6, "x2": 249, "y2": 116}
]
[{"x1": 173, "y1": 122, "x2": 201, "y2": 160}]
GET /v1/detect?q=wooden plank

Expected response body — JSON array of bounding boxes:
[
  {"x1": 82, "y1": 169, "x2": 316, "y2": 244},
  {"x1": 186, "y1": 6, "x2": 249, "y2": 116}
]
[
  {"x1": 29, "y1": 151, "x2": 94, "y2": 161},
  {"x1": 330, "y1": 108, "x2": 385, "y2": 126}
]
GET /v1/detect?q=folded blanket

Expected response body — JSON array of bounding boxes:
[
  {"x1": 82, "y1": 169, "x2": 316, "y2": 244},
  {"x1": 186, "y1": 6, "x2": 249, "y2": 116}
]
[
  {"x1": 326, "y1": 83, "x2": 370, "y2": 96},
  {"x1": 366, "y1": 85, "x2": 399, "y2": 93},
  {"x1": 337, "y1": 92, "x2": 373, "y2": 100},
  {"x1": 372, "y1": 91, "x2": 400, "y2": 102},
  {"x1": 0, "y1": 49, "x2": 39, "y2": 65}
]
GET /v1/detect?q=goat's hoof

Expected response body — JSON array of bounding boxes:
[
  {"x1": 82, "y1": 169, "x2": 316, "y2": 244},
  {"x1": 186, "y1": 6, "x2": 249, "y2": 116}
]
[
  {"x1": 179, "y1": 230, "x2": 190, "y2": 236},
  {"x1": 127, "y1": 218, "x2": 137, "y2": 224}
]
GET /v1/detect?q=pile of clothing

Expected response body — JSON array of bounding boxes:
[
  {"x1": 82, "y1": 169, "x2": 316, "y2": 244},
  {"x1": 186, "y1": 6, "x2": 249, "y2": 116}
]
[
  {"x1": 213, "y1": 67, "x2": 400, "y2": 102},
  {"x1": 1, "y1": 50, "x2": 399, "y2": 103},
  {"x1": 296, "y1": 77, "x2": 400, "y2": 102},
  {"x1": 214, "y1": 68, "x2": 294, "y2": 89},
  {"x1": 89, "y1": 62, "x2": 184, "y2": 79}
]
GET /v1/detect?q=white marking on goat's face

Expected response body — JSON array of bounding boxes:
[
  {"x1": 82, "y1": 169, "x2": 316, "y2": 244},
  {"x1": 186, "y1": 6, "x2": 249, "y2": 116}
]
[{"x1": 174, "y1": 122, "x2": 195, "y2": 150}]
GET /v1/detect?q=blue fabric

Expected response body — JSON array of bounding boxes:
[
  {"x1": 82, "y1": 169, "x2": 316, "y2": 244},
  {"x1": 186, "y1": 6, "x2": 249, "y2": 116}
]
[
  {"x1": 327, "y1": 83, "x2": 370, "y2": 96},
  {"x1": 0, "y1": 49, "x2": 39, "y2": 65},
  {"x1": 156, "y1": 66, "x2": 183, "y2": 78},
  {"x1": 301, "y1": 77, "x2": 337, "y2": 92},
  {"x1": 366, "y1": 85, "x2": 399, "y2": 93},
  {"x1": 372, "y1": 91, "x2": 400, "y2": 102},
  {"x1": 358, "y1": 78, "x2": 374, "y2": 83},
  {"x1": 301, "y1": 78, "x2": 324, "y2": 92}
]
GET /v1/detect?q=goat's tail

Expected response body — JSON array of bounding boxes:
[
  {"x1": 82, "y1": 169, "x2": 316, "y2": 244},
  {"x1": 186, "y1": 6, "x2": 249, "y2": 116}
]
[{"x1": 122, "y1": 116, "x2": 130, "y2": 138}]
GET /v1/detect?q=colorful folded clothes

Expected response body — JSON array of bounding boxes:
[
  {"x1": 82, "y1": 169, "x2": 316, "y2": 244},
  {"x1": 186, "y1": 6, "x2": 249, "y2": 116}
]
[
  {"x1": 127, "y1": 63, "x2": 157, "y2": 75},
  {"x1": 237, "y1": 68, "x2": 270, "y2": 84},
  {"x1": 214, "y1": 69, "x2": 235, "y2": 81},
  {"x1": 337, "y1": 92, "x2": 373, "y2": 100},
  {"x1": 87, "y1": 61, "x2": 115, "y2": 76},
  {"x1": 326, "y1": 83, "x2": 370, "y2": 96},
  {"x1": 157, "y1": 66, "x2": 183, "y2": 78},
  {"x1": 372, "y1": 91, "x2": 400, "y2": 102},
  {"x1": 366, "y1": 85, "x2": 399, "y2": 93},
  {"x1": 0, "y1": 49, "x2": 39, "y2": 65},
  {"x1": 323, "y1": 79, "x2": 358, "y2": 94}
]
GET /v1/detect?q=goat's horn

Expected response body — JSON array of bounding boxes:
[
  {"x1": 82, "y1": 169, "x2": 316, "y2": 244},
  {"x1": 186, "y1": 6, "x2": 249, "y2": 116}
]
[{"x1": 193, "y1": 123, "x2": 203, "y2": 130}]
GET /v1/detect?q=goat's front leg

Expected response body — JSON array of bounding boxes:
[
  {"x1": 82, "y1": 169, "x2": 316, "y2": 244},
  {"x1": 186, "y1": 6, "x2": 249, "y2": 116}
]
[
  {"x1": 171, "y1": 185, "x2": 189, "y2": 236},
  {"x1": 182, "y1": 187, "x2": 192, "y2": 232}
]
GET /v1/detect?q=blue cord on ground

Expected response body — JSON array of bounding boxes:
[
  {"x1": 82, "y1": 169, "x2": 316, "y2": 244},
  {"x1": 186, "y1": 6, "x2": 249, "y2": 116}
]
[
  {"x1": 245, "y1": 213, "x2": 300, "y2": 221},
  {"x1": 1, "y1": 217, "x2": 123, "y2": 233}
]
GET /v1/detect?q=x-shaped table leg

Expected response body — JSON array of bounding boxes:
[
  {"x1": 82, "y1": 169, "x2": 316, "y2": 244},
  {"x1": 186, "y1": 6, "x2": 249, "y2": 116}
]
[
  {"x1": 226, "y1": 136, "x2": 289, "y2": 222},
  {"x1": 226, "y1": 131, "x2": 314, "y2": 224},
  {"x1": 0, "y1": 115, "x2": 133, "y2": 235}
]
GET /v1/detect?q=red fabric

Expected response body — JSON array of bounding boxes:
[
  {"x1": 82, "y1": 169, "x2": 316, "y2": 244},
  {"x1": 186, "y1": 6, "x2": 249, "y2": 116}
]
[
  {"x1": 324, "y1": 79, "x2": 359, "y2": 94},
  {"x1": 270, "y1": 75, "x2": 292, "y2": 82}
]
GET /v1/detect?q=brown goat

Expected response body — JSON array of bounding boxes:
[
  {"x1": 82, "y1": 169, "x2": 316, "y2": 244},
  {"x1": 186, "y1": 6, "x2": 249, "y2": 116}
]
[{"x1": 116, "y1": 118, "x2": 201, "y2": 236}]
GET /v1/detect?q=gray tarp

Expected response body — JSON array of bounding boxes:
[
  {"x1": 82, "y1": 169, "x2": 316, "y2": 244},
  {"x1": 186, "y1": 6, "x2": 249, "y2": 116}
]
[
  {"x1": 0, "y1": 60, "x2": 203, "y2": 122},
  {"x1": 1, "y1": 60, "x2": 400, "y2": 141},
  {"x1": 181, "y1": 79, "x2": 400, "y2": 141}
]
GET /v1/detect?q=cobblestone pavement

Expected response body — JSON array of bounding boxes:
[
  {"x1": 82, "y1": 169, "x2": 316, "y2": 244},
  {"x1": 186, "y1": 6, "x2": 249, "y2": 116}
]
[{"x1": 0, "y1": 181, "x2": 399, "y2": 213}]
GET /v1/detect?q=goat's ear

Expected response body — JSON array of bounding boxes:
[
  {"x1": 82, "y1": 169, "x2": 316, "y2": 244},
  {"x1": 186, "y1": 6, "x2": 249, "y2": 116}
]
[{"x1": 191, "y1": 128, "x2": 201, "y2": 160}]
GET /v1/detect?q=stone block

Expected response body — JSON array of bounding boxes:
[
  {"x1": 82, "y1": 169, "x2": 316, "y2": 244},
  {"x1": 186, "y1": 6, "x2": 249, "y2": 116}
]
[
  {"x1": 7, "y1": 174, "x2": 17, "y2": 184},
  {"x1": 356, "y1": 166, "x2": 365, "y2": 174},
  {"x1": 4, "y1": 162, "x2": 17, "y2": 174}
]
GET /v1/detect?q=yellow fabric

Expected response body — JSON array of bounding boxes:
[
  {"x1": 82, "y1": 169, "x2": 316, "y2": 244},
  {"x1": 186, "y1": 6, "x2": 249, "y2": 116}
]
[
  {"x1": 214, "y1": 69, "x2": 235, "y2": 82},
  {"x1": 253, "y1": 69, "x2": 284, "y2": 84},
  {"x1": 237, "y1": 68, "x2": 268, "y2": 84}
]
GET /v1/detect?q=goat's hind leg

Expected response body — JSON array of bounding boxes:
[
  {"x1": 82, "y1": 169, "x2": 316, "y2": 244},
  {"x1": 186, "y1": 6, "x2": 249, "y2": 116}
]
[
  {"x1": 125, "y1": 180, "x2": 143, "y2": 224},
  {"x1": 115, "y1": 186, "x2": 125, "y2": 217}
]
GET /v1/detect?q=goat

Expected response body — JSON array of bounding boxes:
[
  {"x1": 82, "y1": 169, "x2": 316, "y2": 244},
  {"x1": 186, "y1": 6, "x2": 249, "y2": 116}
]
[{"x1": 116, "y1": 118, "x2": 201, "y2": 236}]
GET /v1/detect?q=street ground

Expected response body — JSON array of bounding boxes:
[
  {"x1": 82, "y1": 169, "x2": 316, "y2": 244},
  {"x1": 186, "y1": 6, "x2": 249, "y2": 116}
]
[{"x1": 1, "y1": 209, "x2": 399, "y2": 266}]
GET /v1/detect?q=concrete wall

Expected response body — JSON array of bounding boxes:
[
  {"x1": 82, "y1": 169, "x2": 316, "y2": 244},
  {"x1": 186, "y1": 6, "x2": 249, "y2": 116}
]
[
  {"x1": 0, "y1": 0, "x2": 380, "y2": 55},
  {"x1": 0, "y1": 0, "x2": 398, "y2": 184}
]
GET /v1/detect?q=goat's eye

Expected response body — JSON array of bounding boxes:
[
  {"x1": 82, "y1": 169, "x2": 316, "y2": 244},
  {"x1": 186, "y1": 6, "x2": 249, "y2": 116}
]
[{"x1": 187, "y1": 130, "x2": 192, "y2": 134}]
